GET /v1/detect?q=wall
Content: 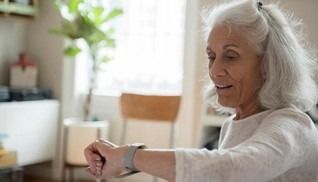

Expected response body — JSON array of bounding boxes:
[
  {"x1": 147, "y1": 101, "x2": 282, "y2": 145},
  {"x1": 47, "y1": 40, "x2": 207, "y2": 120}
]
[
  {"x1": 25, "y1": 0, "x2": 64, "y2": 101},
  {"x1": 281, "y1": 0, "x2": 318, "y2": 45},
  {"x1": 0, "y1": 20, "x2": 26, "y2": 85}
]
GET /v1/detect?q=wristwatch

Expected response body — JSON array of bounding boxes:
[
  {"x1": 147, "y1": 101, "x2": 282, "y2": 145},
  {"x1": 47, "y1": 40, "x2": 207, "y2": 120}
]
[{"x1": 125, "y1": 143, "x2": 147, "y2": 172}]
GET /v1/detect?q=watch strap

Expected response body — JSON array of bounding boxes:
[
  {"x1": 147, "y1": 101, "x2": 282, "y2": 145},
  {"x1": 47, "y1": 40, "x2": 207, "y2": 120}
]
[{"x1": 125, "y1": 143, "x2": 147, "y2": 172}]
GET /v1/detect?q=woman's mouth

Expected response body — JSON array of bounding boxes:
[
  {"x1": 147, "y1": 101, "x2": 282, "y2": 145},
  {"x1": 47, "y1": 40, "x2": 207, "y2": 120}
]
[{"x1": 215, "y1": 84, "x2": 233, "y2": 89}]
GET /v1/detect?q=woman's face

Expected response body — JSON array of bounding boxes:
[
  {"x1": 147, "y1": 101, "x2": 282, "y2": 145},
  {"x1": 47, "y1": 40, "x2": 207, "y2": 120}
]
[{"x1": 206, "y1": 24, "x2": 263, "y2": 113}]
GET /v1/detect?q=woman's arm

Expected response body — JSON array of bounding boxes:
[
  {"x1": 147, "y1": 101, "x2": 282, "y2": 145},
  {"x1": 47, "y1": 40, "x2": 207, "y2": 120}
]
[
  {"x1": 134, "y1": 149, "x2": 176, "y2": 182},
  {"x1": 84, "y1": 140, "x2": 176, "y2": 181}
]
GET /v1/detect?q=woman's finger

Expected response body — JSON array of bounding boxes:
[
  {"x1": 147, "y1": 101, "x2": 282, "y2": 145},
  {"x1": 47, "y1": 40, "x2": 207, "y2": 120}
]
[{"x1": 85, "y1": 167, "x2": 101, "y2": 179}]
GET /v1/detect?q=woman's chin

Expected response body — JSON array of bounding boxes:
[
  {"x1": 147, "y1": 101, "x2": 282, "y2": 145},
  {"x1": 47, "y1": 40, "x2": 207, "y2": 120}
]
[{"x1": 218, "y1": 100, "x2": 234, "y2": 108}]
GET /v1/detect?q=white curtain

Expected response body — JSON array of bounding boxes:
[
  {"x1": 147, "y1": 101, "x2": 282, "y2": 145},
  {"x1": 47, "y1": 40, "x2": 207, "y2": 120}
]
[{"x1": 91, "y1": 0, "x2": 187, "y2": 94}]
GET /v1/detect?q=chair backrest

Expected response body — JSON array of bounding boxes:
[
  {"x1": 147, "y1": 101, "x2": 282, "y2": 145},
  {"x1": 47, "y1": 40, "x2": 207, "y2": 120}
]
[{"x1": 120, "y1": 93, "x2": 181, "y2": 122}]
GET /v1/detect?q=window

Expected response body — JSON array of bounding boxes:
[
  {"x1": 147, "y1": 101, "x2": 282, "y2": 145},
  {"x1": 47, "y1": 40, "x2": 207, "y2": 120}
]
[{"x1": 78, "y1": 0, "x2": 186, "y2": 95}]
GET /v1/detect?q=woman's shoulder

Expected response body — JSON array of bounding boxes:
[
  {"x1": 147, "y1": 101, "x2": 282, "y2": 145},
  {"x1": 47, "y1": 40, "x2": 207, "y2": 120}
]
[
  {"x1": 262, "y1": 106, "x2": 315, "y2": 129},
  {"x1": 269, "y1": 106, "x2": 311, "y2": 120}
]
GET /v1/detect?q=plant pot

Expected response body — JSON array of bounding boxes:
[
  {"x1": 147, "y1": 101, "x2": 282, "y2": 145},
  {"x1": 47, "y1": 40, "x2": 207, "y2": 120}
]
[{"x1": 63, "y1": 117, "x2": 110, "y2": 165}]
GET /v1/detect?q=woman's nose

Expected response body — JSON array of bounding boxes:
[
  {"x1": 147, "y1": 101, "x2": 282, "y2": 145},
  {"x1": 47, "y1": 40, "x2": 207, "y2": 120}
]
[{"x1": 209, "y1": 59, "x2": 227, "y2": 78}]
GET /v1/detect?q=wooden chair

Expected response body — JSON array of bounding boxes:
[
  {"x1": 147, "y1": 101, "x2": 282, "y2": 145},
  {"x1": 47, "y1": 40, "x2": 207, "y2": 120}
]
[{"x1": 120, "y1": 93, "x2": 181, "y2": 148}]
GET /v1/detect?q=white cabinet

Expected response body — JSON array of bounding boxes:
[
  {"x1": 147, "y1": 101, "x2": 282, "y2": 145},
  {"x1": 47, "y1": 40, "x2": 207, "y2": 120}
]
[{"x1": 0, "y1": 100, "x2": 59, "y2": 166}]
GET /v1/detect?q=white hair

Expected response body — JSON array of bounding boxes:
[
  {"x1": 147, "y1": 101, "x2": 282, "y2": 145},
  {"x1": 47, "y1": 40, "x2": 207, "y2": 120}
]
[{"x1": 202, "y1": 0, "x2": 318, "y2": 112}]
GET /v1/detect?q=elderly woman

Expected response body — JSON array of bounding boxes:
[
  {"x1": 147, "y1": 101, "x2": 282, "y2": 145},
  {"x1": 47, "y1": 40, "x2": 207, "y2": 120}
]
[{"x1": 84, "y1": 0, "x2": 318, "y2": 181}]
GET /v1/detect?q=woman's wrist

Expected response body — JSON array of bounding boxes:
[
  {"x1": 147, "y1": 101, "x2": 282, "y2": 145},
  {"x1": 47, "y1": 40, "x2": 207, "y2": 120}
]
[
  {"x1": 123, "y1": 143, "x2": 146, "y2": 171},
  {"x1": 133, "y1": 147, "x2": 144, "y2": 172}
]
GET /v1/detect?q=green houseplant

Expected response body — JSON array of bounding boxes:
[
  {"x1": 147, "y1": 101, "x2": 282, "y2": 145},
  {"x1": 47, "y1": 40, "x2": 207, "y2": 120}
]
[{"x1": 50, "y1": 0, "x2": 123, "y2": 121}]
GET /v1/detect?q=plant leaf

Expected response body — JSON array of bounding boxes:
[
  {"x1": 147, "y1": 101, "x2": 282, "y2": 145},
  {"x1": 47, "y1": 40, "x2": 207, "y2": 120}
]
[
  {"x1": 101, "y1": 8, "x2": 123, "y2": 24},
  {"x1": 49, "y1": 28, "x2": 67, "y2": 37},
  {"x1": 50, "y1": 0, "x2": 122, "y2": 63},
  {"x1": 54, "y1": 0, "x2": 63, "y2": 10},
  {"x1": 91, "y1": 6, "x2": 105, "y2": 25},
  {"x1": 101, "y1": 56, "x2": 112, "y2": 63},
  {"x1": 68, "y1": 0, "x2": 84, "y2": 13},
  {"x1": 64, "y1": 46, "x2": 81, "y2": 57}
]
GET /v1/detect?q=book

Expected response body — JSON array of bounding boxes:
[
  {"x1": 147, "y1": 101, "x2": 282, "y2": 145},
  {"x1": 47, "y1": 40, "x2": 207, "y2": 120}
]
[{"x1": 0, "y1": 151, "x2": 17, "y2": 168}]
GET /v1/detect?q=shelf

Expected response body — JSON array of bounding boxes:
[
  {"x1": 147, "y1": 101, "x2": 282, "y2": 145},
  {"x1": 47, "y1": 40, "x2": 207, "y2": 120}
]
[{"x1": 0, "y1": 0, "x2": 38, "y2": 19}]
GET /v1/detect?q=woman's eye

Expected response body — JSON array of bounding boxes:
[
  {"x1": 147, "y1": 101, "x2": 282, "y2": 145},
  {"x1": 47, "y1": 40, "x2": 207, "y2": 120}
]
[
  {"x1": 208, "y1": 56, "x2": 215, "y2": 62},
  {"x1": 225, "y1": 53, "x2": 238, "y2": 61},
  {"x1": 225, "y1": 51, "x2": 238, "y2": 60},
  {"x1": 226, "y1": 56, "x2": 236, "y2": 59}
]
